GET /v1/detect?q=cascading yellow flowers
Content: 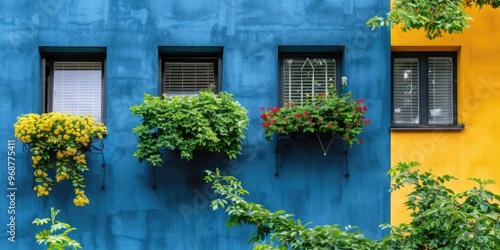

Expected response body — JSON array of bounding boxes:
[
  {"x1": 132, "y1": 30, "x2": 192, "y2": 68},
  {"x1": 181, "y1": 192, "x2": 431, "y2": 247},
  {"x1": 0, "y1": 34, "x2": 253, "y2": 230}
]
[
  {"x1": 14, "y1": 112, "x2": 107, "y2": 206},
  {"x1": 73, "y1": 188, "x2": 90, "y2": 207},
  {"x1": 56, "y1": 171, "x2": 69, "y2": 182},
  {"x1": 33, "y1": 184, "x2": 50, "y2": 197}
]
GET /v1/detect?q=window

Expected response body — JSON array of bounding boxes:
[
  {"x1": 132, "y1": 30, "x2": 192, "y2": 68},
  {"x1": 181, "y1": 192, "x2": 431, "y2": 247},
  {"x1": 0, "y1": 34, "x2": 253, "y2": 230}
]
[
  {"x1": 42, "y1": 50, "x2": 106, "y2": 122},
  {"x1": 392, "y1": 52, "x2": 457, "y2": 127},
  {"x1": 279, "y1": 49, "x2": 342, "y2": 106},
  {"x1": 159, "y1": 48, "x2": 222, "y2": 96}
]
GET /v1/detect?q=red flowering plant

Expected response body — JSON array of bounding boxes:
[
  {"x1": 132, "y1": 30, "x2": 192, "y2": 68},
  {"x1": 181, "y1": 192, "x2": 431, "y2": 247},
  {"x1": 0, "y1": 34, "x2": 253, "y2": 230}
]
[{"x1": 260, "y1": 77, "x2": 371, "y2": 146}]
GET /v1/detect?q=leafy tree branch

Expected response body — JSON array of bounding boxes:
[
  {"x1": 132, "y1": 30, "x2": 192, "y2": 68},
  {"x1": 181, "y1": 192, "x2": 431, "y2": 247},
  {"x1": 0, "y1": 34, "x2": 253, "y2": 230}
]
[
  {"x1": 204, "y1": 169, "x2": 381, "y2": 250},
  {"x1": 367, "y1": 0, "x2": 500, "y2": 39},
  {"x1": 205, "y1": 161, "x2": 500, "y2": 249}
]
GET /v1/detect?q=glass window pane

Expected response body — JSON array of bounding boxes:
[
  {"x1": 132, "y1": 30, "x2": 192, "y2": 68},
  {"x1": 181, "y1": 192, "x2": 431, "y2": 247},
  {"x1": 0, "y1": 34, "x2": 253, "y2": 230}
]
[
  {"x1": 164, "y1": 62, "x2": 215, "y2": 96},
  {"x1": 393, "y1": 58, "x2": 420, "y2": 124},
  {"x1": 428, "y1": 57, "x2": 454, "y2": 125},
  {"x1": 282, "y1": 58, "x2": 336, "y2": 106},
  {"x1": 53, "y1": 61, "x2": 102, "y2": 121}
]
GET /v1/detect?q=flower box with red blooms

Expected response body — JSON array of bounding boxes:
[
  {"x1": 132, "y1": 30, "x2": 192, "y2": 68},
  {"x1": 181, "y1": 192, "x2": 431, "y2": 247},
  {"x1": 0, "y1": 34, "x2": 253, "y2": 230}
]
[{"x1": 260, "y1": 78, "x2": 371, "y2": 147}]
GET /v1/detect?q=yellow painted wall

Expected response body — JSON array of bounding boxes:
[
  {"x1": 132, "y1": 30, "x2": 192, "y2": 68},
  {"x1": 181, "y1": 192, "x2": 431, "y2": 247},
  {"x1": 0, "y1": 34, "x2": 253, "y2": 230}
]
[{"x1": 391, "y1": 6, "x2": 500, "y2": 224}]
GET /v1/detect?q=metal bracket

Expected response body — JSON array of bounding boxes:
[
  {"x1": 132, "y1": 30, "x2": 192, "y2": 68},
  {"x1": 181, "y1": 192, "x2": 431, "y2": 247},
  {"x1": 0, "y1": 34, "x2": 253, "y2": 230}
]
[{"x1": 274, "y1": 133, "x2": 349, "y2": 177}]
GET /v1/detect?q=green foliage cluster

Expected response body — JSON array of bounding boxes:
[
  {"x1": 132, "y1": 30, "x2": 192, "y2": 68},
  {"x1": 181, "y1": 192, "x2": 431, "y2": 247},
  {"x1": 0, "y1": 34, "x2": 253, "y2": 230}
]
[
  {"x1": 382, "y1": 161, "x2": 500, "y2": 249},
  {"x1": 130, "y1": 90, "x2": 249, "y2": 166},
  {"x1": 32, "y1": 207, "x2": 82, "y2": 250},
  {"x1": 367, "y1": 0, "x2": 500, "y2": 39},
  {"x1": 463, "y1": 0, "x2": 500, "y2": 8},
  {"x1": 205, "y1": 162, "x2": 500, "y2": 249},
  {"x1": 260, "y1": 78, "x2": 370, "y2": 147}
]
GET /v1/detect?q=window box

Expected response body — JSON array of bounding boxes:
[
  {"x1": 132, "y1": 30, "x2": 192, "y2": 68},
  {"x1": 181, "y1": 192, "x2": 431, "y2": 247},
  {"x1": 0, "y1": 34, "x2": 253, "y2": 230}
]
[
  {"x1": 130, "y1": 90, "x2": 249, "y2": 167},
  {"x1": 261, "y1": 77, "x2": 371, "y2": 149}
]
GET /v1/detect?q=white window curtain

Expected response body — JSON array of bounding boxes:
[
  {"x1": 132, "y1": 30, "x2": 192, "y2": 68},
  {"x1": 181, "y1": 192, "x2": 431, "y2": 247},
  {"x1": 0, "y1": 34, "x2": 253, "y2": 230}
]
[
  {"x1": 164, "y1": 62, "x2": 215, "y2": 96},
  {"x1": 428, "y1": 57, "x2": 454, "y2": 125},
  {"x1": 52, "y1": 61, "x2": 102, "y2": 121},
  {"x1": 282, "y1": 58, "x2": 336, "y2": 106},
  {"x1": 393, "y1": 58, "x2": 420, "y2": 124}
]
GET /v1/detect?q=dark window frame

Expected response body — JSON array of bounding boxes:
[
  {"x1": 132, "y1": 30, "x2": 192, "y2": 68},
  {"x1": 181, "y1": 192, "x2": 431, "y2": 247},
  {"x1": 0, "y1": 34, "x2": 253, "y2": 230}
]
[
  {"x1": 41, "y1": 50, "x2": 107, "y2": 123},
  {"x1": 158, "y1": 49, "x2": 222, "y2": 96},
  {"x1": 391, "y1": 52, "x2": 459, "y2": 129}
]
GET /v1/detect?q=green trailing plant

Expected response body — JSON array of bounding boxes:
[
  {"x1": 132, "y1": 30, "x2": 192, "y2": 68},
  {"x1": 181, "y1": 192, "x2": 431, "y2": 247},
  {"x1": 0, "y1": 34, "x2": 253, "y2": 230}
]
[
  {"x1": 130, "y1": 90, "x2": 249, "y2": 167},
  {"x1": 366, "y1": 0, "x2": 500, "y2": 39},
  {"x1": 380, "y1": 161, "x2": 500, "y2": 250},
  {"x1": 205, "y1": 162, "x2": 500, "y2": 249},
  {"x1": 260, "y1": 77, "x2": 370, "y2": 147},
  {"x1": 204, "y1": 168, "x2": 377, "y2": 250},
  {"x1": 32, "y1": 207, "x2": 82, "y2": 250}
]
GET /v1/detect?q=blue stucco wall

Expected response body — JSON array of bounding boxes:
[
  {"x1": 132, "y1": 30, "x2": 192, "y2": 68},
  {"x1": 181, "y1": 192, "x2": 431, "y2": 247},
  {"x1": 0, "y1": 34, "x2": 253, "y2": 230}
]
[{"x1": 0, "y1": 1, "x2": 390, "y2": 249}]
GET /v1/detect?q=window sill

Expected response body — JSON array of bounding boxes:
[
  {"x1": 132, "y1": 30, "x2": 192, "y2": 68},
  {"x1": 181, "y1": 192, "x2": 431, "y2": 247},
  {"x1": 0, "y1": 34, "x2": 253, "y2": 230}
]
[{"x1": 390, "y1": 123, "x2": 465, "y2": 131}]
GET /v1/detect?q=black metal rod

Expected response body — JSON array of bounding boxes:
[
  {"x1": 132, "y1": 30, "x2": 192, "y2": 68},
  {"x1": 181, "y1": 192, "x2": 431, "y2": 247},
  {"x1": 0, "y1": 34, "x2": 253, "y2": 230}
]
[
  {"x1": 345, "y1": 146, "x2": 349, "y2": 177},
  {"x1": 100, "y1": 140, "x2": 106, "y2": 189},
  {"x1": 275, "y1": 140, "x2": 280, "y2": 177},
  {"x1": 152, "y1": 165, "x2": 157, "y2": 189}
]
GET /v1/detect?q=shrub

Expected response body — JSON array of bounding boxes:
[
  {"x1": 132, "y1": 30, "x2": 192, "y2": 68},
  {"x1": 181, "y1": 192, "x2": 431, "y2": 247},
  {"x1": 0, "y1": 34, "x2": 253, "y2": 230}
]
[{"x1": 380, "y1": 161, "x2": 500, "y2": 249}]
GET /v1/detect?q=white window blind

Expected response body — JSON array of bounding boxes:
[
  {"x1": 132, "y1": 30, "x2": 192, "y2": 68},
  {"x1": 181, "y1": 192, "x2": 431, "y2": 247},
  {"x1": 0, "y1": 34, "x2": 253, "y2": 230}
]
[
  {"x1": 428, "y1": 57, "x2": 454, "y2": 125},
  {"x1": 164, "y1": 62, "x2": 215, "y2": 96},
  {"x1": 282, "y1": 58, "x2": 336, "y2": 106},
  {"x1": 393, "y1": 58, "x2": 420, "y2": 124},
  {"x1": 53, "y1": 61, "x2": 102, "y2": 122}
]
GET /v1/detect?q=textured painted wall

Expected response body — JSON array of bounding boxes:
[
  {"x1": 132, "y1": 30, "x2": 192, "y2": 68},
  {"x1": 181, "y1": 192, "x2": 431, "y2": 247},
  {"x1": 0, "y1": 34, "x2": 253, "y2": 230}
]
[
  {"x1": 0, "y1": 1, "x2": 390, "y2": 249},
  {"x1": 391, "y1": 6, "x2": 500, "y2": 224}
]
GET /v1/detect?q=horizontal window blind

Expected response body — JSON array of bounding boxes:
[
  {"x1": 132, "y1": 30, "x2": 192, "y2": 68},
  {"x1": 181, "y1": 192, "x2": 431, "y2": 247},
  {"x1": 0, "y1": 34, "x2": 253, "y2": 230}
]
[
  {"x1": 164, "y1": 62, "x2": 215, "y2": 96},
  {"x1": 428, "y1": 57, "x2": 454, "y2": 125},
  {"x1": 393, "y1": 58, "x2": 420, "y2": 124},
  {"x1": 53, "y1": 61, "x2": 102, "y2": 121},
  {"x1": 282, "y1": 58, "x2": 336, "y2": 106}
]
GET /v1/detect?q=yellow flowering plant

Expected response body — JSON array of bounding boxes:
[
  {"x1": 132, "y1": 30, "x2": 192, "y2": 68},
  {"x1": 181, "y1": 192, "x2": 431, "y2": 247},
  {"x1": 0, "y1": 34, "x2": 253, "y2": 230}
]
[{"x1": 14, "y1": 112, "x2": 107, "y2": 206}]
